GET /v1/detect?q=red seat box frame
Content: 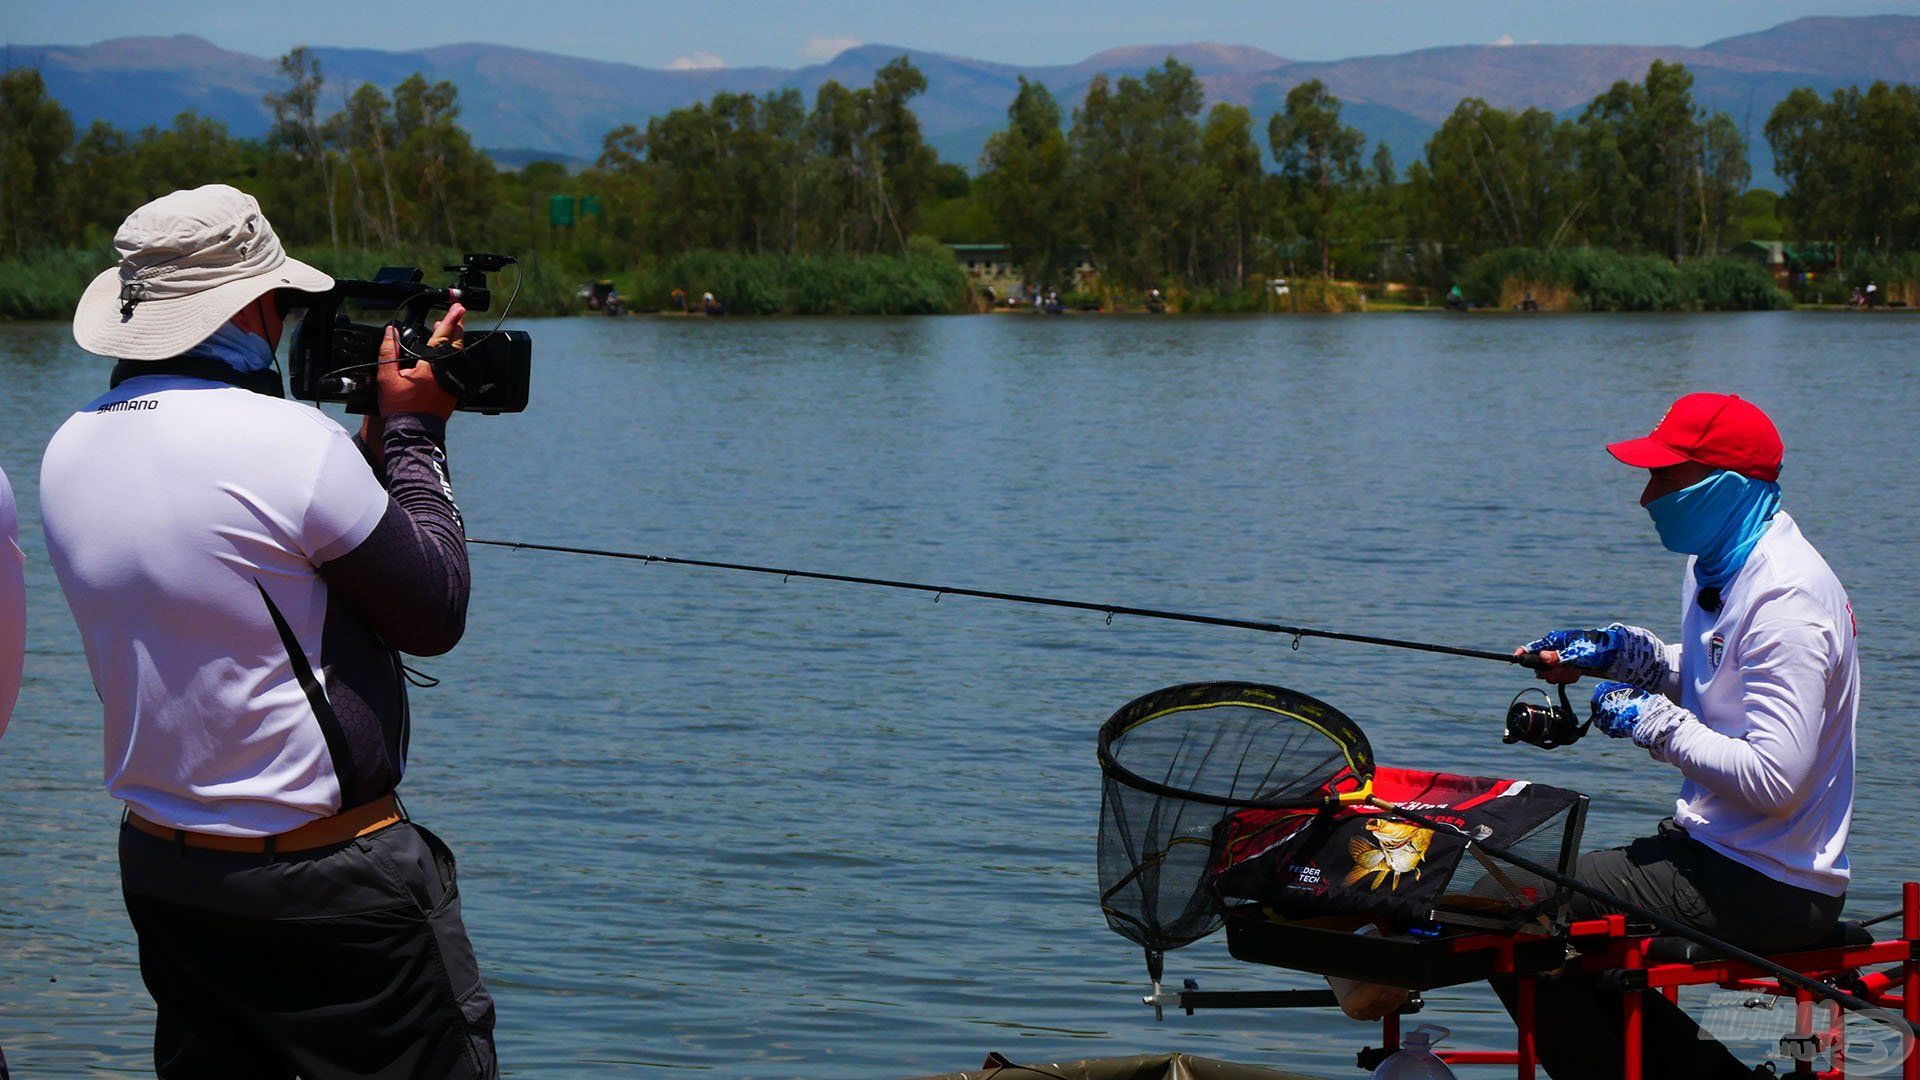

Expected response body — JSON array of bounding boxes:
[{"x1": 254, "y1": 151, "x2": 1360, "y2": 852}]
[{"x1": 1364, "y1": 882, "x2": 1920, "y2": 1079}]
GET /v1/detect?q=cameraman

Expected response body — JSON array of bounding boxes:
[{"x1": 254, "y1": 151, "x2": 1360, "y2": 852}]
[{"x1": 42, "y1": 185, "x2": 496, "y2": 1079}]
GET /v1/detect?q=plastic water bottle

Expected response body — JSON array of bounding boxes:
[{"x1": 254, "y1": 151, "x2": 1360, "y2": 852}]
[{"x1": 1370, "y1": 1024, "x2": 1459, "y2": 1080}]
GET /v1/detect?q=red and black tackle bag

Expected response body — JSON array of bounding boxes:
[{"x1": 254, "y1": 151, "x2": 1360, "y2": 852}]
[{"x1": 1209, "y1": 766, "x2": 1587, "y2": 929}]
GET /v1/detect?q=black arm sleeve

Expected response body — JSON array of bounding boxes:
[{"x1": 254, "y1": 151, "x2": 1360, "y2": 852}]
[
  {"x1": 350, "y1": 429, "x2": 381, "y2": 473},
  {"x1": 319, "y1": 414, "x2": 470, "y2": 656}
]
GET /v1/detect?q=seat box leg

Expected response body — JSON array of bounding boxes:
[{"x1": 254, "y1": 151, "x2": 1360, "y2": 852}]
[
  {"x1": 1621, "y1": 948, "x2": 1645, "y2": 1080},
  {"x1": 1516, "y1": 971, "x2": 1537, "y2": 1080}
]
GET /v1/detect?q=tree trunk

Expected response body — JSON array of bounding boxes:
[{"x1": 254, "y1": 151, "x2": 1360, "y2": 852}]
[
  {"x1": 427, "y1": 148, "x2": 458, "y2": 250},
  {"x1": 373, "y1": 135, "x2": 400, "y2": 245},
  {"x1": 1235, "y1": 209, "x2": 1245, "y2": 290},
  {"x1": 439, "y1": 167, "x2": 459, "y2": 251},
  {"x1": 342, "y1": 151, "x2": 369, "y2": 249},
  {"x1": 307, "y1": 121, "x2": 338, "y2": 250},
  {"x1": 1320, "y1": 168, "x2": 1332, "y2": 279},
  {"x1": 874, "y1": 155, "x2": 908, "y2": 254}
]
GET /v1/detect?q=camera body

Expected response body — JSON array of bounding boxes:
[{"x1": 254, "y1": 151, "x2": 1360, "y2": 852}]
[{"x1": 288, "y1": 254, "x2": 532, "y2": 415}]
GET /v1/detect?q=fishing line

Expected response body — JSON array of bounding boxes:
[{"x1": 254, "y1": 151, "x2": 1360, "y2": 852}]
[{"x1": 466, "y1": 538, "x2": 1547, "y2": 669}]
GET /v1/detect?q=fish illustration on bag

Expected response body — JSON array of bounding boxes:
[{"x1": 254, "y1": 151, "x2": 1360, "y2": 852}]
[{"x1": 1343, "y1": 818, "x2": 1434, "y2": 891}]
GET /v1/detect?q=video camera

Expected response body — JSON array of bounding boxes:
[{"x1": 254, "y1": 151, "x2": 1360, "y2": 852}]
[{"x1": 289, "y1": 253, "x2": 532, "y2": 414}]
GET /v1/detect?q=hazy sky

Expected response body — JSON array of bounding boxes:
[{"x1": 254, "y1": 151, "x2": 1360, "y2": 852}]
[{"x1": 8, "y1": 0, "x2": 1920, "y2": 68}]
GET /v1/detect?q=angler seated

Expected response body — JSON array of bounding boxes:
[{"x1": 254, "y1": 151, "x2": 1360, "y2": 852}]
[{"x1": 1501, "y1": 393, "x2": 1856, "y2": 1080}]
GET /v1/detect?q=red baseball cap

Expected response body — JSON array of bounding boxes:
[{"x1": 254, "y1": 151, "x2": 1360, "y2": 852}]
[{"x1": 1606, "y1": 393, "x2": 1783, "y2": 482}]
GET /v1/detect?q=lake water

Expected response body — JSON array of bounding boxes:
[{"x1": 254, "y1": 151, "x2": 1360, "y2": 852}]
[{"x1": 1, "y1": 312, "x2": 1915, "y2": 1077}]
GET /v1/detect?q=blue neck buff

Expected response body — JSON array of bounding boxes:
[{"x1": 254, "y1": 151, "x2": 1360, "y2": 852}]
[
  {"x1": 1646, "y1": 470, "x2": 1782, "y2": 592},
  {"x1": 182, "y1": 321, "x2": 277, "y2": 374}
]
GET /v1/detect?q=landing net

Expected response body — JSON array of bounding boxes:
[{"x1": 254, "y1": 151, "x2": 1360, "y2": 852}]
[{"x1": 1096, "y1": 682, "x2": 1374, "y2": 959}]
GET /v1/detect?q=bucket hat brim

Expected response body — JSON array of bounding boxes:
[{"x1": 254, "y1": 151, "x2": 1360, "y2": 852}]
[{"x1": 71, "y1": 256, "x2": 333, "y2": 362}]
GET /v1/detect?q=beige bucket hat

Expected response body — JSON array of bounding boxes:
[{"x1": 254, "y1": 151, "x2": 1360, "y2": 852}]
[{"x1": 72, "y1": 184, "x2": 333, "y2": 361}]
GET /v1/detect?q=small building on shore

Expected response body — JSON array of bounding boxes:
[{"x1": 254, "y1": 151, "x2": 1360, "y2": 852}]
[
  {"x1": 948, "y1": 244, "x2": 1023, "y2": 293},
  {"x1": 945, "y1": 243, "x2": 1099, "y2": 296},
  {"x1": 1732, "y1": 240, "x2": 1790, "y2": 285},
  {"x1": 1731, "y1": 240, "x2": 1839, "y2": 285}
]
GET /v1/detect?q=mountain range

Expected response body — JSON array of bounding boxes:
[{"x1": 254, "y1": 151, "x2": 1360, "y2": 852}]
[{"x1": 12, "y1": 16, "x2": 1920, "y2": 181}]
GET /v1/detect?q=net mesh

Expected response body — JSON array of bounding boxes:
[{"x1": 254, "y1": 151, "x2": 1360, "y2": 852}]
[{"x1": 1097, "y1": 682, "x2": 1372, "y2": 954}]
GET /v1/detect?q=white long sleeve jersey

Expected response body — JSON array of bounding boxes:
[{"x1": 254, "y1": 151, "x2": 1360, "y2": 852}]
[{"x1": 1660, "y1": 511, "x2": 1858, "y2": 896}]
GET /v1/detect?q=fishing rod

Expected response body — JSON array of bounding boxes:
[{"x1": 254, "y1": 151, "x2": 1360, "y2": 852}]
[
  {"x1": 1373, "y1": 796, "x2": 1916, "y2": 1038},
  {"x1": 480, "y1": 537, "x2": 1903, "y2": 1030},
  {"x1": 467, "y1": 538, "x2": 1549, "y2": 670}
]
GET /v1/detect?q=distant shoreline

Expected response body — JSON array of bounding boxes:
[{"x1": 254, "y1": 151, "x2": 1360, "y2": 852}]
[{"x1": 11, "y1": 308, "x2": 1901, "y2": 329}]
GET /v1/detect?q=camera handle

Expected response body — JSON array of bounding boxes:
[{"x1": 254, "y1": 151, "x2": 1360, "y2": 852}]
[
  {"x1": 386, "y1": 294, "x2": 477, "y2": 403},
  {"x1": 385, "y1": 254, "x2": 515, "y2": 404}
]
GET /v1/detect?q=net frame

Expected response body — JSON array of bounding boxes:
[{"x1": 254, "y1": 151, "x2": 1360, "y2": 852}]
[{"x1": 1097, "y1": 681, "x2": 1376, "y2": 809}]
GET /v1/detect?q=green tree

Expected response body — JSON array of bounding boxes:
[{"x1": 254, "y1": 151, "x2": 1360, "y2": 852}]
[
  {"x1": 643, "y1": 96, "x2": 739, "y2": 251},
  {"x1": 1574, "y1": 61, "x2": 1747, "y2": 258},
  {"x1": 0, "y1": 68, "x2": 76, "y2": 255},
  {"x1": 1764, "y1": 88, "x2": 1842, "y2": 243},
  {"x1": 762, "y1": 89, "x2": 810, "y2": 253},
  {"x1": 1191, "y1": 103, "x2": 1269, "y2": 290},
  {"x1": 798, "y1": 59, "x2": 937, "y2": 254},
  {"x1": 585, "y1": 122, "x2": 653, "y2": 252},
  {"x1": 335, "y1": 83, "x2": 403, "y2": 247},
  {"x1": 1369, "y1": 143, "x2": 1396, "y2": 190},
  {"x1": 867, "y1": 57, "x2": 937, "y2": 250},
  {"x1": 1696, "y1": 112, "x2": 1750, "y2": 256},
  {"x1": 977, "y1": 77, "x2": 1072, "y2": 282},
  {"x1": 1848, "y1": 83, "x2": 1920, "y2": 251},
  {"x1": 64, "y1": 120, "x2": 142, "y2": 241},
  {"x1": 711, "y1": 89, "x2": 811, "y2": 253},
  {"x1": 1068, "y1": 59, "x2": 1205, "y2": 289},
  {"x1": 265, "y1": 47, "x2": 338, "y2": 248},
  {"x1": 740, "y1": 89, "x2": 808, "y2": 253},
  {"x1": 1727, "y1": 188, "x2": 1783, "y2": 246},
  {"x1": 1268, "y1": 79, "x2": 1363, "y2": 277},
  {"x1": 804, "y1": 80, "x2": 867, "y2": 251},
  {"x1": 1768, "y1": 81, "x2": 1920, "y2": 253},
  {"x1": 393, "y1": 74, "x2": 488, "y2": 249},
  {"x1": 1344, "y1": 142, "x2": 1411, "y2": 281},
  {"x1": 1417, "y1": 99, "x2": 1581, "y2": 257},
  {"x1": 133, "y1": 113, "x2": 247, "y2": 202}
]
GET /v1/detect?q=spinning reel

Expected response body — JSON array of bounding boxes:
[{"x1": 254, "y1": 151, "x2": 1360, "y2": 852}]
[{"x1": 1503, "y1": 681, "x2": 1589, "y2": 749}]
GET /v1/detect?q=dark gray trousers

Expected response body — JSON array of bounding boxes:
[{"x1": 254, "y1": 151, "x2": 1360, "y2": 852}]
[
  {"x1": 1495, "y1": 819, "x2": 1844, "y2": 1080},
  {"x1": 120, "y1": 818, "x2": 498, "y2": 1080}
]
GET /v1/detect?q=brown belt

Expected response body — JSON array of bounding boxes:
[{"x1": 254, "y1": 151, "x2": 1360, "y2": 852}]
[{"x1": 125, "y1": 793, "x2": 404, "y2": 854}]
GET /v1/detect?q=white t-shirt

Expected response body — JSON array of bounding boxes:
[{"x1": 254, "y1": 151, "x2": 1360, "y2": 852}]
[
  {"x1": 0, "y1": 467, "x2": 25, "y2": 742},
  {"x1": 41, "y1": 375, "x2": 390, "y2": 835},
  {"x1": 1661, "y1": 511, "x2": 1858, "y2": 896}
]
